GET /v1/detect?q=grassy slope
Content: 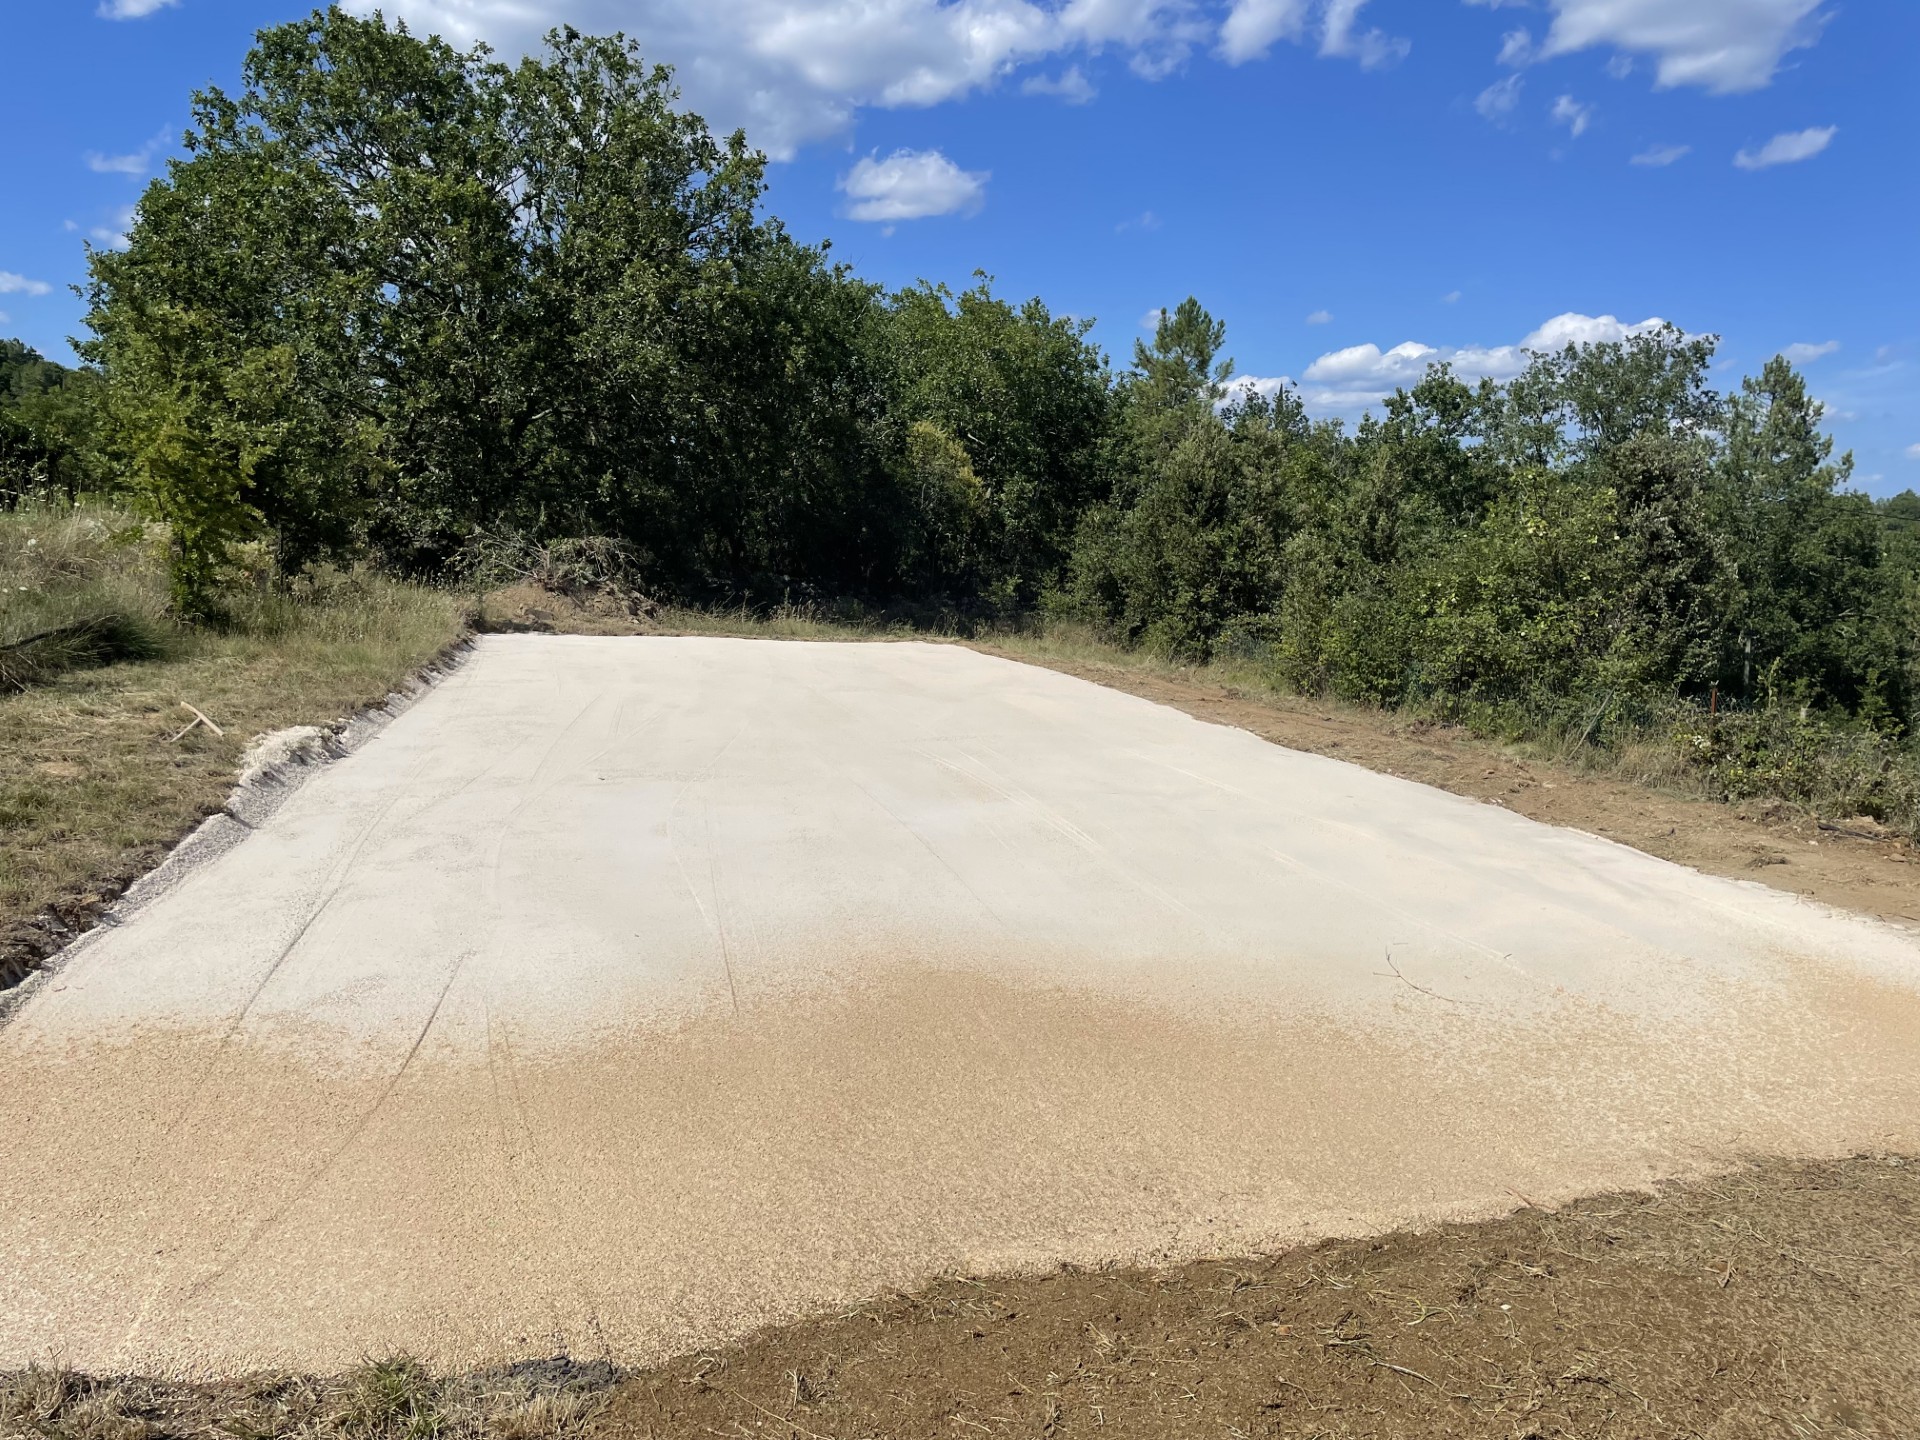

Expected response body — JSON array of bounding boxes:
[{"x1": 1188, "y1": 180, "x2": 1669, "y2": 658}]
[{"x1": 0, "y1": 506, "x2": 466, "y2": 975}]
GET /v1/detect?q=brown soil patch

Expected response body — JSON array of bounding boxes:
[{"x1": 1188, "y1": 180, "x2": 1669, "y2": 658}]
[
  {"x1": 8, "y1": 1154, "x2": 1914, "y2": 1438},
  {"x1": 983, "y1": 648, "x2": 1920, "y2": 930}
]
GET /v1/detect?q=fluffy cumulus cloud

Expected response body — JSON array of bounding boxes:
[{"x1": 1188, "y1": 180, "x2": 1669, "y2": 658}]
[
  {"x1": 0, "y1": 272, "x2": 53, "y2": 297},
  {"x1": 1734, "y1": 125, "x2": 1837, "y2": 170},
  {"x1": 1295, "y1": 312, "x2": 1666, "y2": 413},
  {"x1": 99, "y1": 0, "x2": 177, "y2": 16},
  {"x1": 301, "y1": 1, "x2": 1832, "y2": 163},
  {"x1": 349, "y1": 0, "x2": 1402, "y2": 153},
  {"x1": 837, "y1": 148, "x2": 987, "y2": 220},
  {"x1": 347, "y1": 0, "x2": 1057, "y2": 154},
  {"x1": 1220, "y1": 373, "x2": 1294, "y2": 406},
  {"x1": 1516, "y1": 0, "x2": 1829, "y2": 94}
]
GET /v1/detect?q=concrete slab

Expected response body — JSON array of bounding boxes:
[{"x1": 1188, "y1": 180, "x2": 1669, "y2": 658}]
[{"x1": 4, "y1": 635, "x2": 1919, "y2": 1376}]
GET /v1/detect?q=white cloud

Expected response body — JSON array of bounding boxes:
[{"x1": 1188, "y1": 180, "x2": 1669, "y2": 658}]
[
  {"x1": 1021, "y1": 65, "x2": 1096, "y2": 102},
  {"x1": 85, "y1": 127, "x2": 170, "y2": 177},
  {"x1": 1781, "y1": 340, "x2": 1839, "y2": 364},
  {"x1": 838, "y1": 149, "x2": 986, "y2": 221},
  {"x1": 85, "y1": 206, "x2": 138, "y2": 251},
  {"x1": 1630, "y1": 142, "x2": 1689, "y2": 166},
  {"x1": 99, "y1": 0, "x2": 177, "y2": 16},
  {"x1": 333, "y1": 0, "x2": 1828, "y2": 158},
  {"x1": 1550, "y1": 93, "x2": 1593, "y2": 136},
  {"x1": 1318, "y1": 0, "x2": 1409, "y2": 68},
  {"x1": 1220, "y1": 373, "x2": 1294, "y2": 406},
  {"x1": 1141, "y1": 307, "x2": 1166, "y2": 330},
  {"x1": 1528, "y1": 0, "x2": 1828, "y2": 94},
  {"x1": 1297, "y1": 311, "x2": 1667, "y2": 415},
  {"x1": 1218, "y1": 0, "x2": 1404, "y2": 68},
  {"x1": 1217, "y1": 0, "x2": 1309, "y2": 63},
  {"x1": 1116, "y1": 210, "x2": 1162, "y2": 231},
  {"x1": 1440, "y1": 289, "x2": 1462, "y2": 304},
  {"x1": 1496, "y1": 27, "x2": 1532, "y2": 65},
  {"x1": 354, "y1": 0, "x2": 1382, "y2": 155},
  {"x1": 1476, "y1": 73, "x2": 1523, "y2": 120},
  {"x1": 0, "y1": 311, "x2": 9, "y2": 326},
  {"x1": 0, "y1": 272, "x2": 53, "y2": 297},
  {"x1": 1904, "y1": 443, "x2": 1920, "y2": 461},
  {"x1": 1734, "y1": 125, "x2": 1836, "y2": 170},
  {"x1": 1306, "y1": 309, "x2": 1332, "y2": 324},
  {"x1": 352, "y1": 0, "x2": 1059, "y2": 155},
  {"x1": 87, "y1": 150, "x2": 149, "y2": 176},
  {"x1": 1524, "y1": 312, "x2": 1666, "y2": 349}
]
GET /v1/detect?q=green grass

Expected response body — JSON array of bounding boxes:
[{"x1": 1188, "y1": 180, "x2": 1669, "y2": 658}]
[{"x1": 0, "y1": 503, "x2": 466, "y2": 960}]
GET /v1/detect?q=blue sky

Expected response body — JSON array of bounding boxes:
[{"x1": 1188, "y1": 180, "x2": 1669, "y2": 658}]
[{"x1": 4, "y1": 0, "x2": 1915, "y2": 491}]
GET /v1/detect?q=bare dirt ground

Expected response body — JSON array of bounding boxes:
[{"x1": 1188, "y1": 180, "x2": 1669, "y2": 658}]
[{"x1": 7, "y1": 1154, "x2": 1915, "y2": 1438}]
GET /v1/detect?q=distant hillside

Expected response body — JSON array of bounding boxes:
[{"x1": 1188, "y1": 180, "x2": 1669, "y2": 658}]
[{"x1": 1, "y1": 339, "x2": 73, "y2": 408}]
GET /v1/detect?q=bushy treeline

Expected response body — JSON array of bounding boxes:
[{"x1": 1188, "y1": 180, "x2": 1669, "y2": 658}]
[
  {"x1": 74, "y1": 9, "x2": 1111, "y2": 616},
  {"x1": 16, "y1": 8, "x2": 1920, "y2": 786},
  {"x1": 1076, "y1": 306, "x2": 1915, "y2": 728},
  {"x1": 0, "y1": 341, "x2": 102, "y2": 507}
]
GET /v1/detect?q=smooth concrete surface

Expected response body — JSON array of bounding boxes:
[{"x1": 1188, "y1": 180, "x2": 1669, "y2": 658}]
[{"x1": 4, "y1": 635, "x2": 1919, "y2": 1376}]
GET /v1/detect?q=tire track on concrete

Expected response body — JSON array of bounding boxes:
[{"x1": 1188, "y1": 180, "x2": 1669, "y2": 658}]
[
  {"x1": 163, "y1": 946, "x2": 476, "y2": 1310},
  {"x1": 108, "y1": 686, "x2": 640, "y2": 1365}
]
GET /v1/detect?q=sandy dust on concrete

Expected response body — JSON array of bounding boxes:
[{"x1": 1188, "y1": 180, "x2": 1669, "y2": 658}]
[{"x1": 4, "y1": 636, "x2": 1920, "y2": 1378}]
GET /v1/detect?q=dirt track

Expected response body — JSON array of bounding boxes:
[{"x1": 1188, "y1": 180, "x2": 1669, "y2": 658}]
[{"x1": 4, "y1": 635, "x2": 1920, "y2": 1378}]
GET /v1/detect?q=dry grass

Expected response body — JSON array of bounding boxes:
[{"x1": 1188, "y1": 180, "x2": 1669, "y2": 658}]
[
  {"x1": 0, "y1": 1359, "x2": 616, "y2": 1440},
  {"x1": 0, "y1": 504, "x2": 467, "y2": 985},
  {"x1": 5, "y1": 1154, "x2": 1913, "y2": 1439}
]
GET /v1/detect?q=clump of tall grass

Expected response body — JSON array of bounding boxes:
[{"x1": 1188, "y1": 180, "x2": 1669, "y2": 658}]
[
  {"x1": 0, "y1": 503, "x2": 174, "y2": 689},
  {"x1": 457, "y1": 530, "x2": 652, "y2": 606}
]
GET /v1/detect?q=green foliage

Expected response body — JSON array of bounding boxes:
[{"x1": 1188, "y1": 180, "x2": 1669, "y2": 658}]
[
  {"x1": 882, "y1": 278, "x2": 1111, "y2": 605},
  {"x1": 1675, "y1": 707, "x2": 1920, "y2": 834},
  {"x1": 53, "y1": 12, "x2": 1917, "y2": 828},
  {"x1": 0, "y1": 341, "x2": 105, "y2": 507},
  {"x1": 84, "y1": 9, "x2": 918, "y2": 605}
]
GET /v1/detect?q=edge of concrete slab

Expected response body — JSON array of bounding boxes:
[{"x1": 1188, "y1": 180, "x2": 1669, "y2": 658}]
[{"x1": 0, "y1": 637, "x2": 478, "y2": 1029}]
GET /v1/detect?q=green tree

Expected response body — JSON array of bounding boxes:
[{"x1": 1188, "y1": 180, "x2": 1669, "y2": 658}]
[
  {"x1": 881, "y1": 277, "x2": 1111, "y2": 604},
  {"x1": 1713, "y1": 357, "x2": 1905, "y2": 713},
  {"x1": 84, "y1": 8, "x2": 895, "y2": 601}
]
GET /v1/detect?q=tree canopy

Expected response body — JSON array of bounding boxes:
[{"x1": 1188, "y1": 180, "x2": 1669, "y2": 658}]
[{"x1": 46, "y1": 5, "x2": 1920, "y2": 739}]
